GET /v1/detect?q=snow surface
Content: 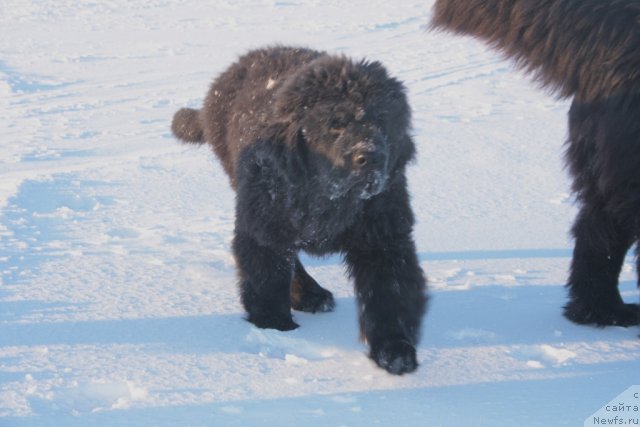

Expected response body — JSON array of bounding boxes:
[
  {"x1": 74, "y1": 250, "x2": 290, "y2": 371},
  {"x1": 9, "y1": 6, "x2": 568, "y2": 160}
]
[{"x1": 1, "y1": 1, "x2": 638, "y2": 426}]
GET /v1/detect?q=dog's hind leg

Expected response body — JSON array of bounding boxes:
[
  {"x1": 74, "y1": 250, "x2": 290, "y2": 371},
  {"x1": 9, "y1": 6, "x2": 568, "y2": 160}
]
[
  {"x1": 564, "y1": 206, "x2": 640, "y2": 326},
  {"x1": 290, "y1": 257, "x2": 335, "y2": 313},
  {"x1": 637, "y1": 241, "x2": 640, "y2": 325},
  {"x1": 564, "y1": 97, "x2": 640, "y2": 327}
]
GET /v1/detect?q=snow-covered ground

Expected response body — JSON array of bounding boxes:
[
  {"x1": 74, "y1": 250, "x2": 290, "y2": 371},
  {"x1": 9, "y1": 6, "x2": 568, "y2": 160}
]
[{"x1": 1, "y1": 1, "x2": 638, "y2": 426}]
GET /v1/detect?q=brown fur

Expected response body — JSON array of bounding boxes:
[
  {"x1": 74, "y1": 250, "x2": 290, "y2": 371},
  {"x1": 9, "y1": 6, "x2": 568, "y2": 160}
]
[
  {"x1": 172, "y1": 46, "x2": 427, "y2": 374},
  {"x1": 432, "y1": 0, "x2": 640, "y2": 326}
]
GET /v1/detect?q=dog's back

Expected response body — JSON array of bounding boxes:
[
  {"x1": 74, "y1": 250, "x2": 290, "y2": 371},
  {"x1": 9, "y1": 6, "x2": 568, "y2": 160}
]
[
  {"x1": 172, "y1": 47, "x2": 324, "y2": 181},
  {"x1": 431, "y1": 0, "x2": 640, "y2": 102}
]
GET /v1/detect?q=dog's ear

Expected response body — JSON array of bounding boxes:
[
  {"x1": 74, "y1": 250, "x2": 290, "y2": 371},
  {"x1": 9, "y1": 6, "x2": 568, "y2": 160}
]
[
  {"x1": 261, "y1": 119, "x2": 304, "y2": 150},
  {"x1": 285, "y1": 129, "x2": 310, "y2": 179},
  {"x1": 391, "y1": 133, "x2": 416, "y2": 169},
  {"x1": 245, "y1": 124, "x2": 309, "y2": 187}
]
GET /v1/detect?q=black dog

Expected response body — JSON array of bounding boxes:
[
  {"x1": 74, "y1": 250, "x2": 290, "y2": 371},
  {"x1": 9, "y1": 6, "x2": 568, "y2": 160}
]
[
  {"x1": 171, "y1": 46, "x2": 427, "y2": 374},
  {"x1": 432, "y1": 0, "x2": 640, "y2": 326}
]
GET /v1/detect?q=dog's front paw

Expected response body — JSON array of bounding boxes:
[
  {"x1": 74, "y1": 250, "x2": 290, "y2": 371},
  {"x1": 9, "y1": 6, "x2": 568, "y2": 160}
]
[
  {"x1": 247, "y1": 313, "x2": 299, "y2": 331},
  {"x1": 370, "y1": 339, "x2": 418, "y2": 375},
  {"x1": 564, "y1": 299, "x2": 640, "y2": 327}
]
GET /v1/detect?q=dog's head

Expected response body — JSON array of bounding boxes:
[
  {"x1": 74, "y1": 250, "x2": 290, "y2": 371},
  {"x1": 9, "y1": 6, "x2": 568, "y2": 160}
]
[{"x1": 273, "y1": 55, "x2": 414, "y2": 199}]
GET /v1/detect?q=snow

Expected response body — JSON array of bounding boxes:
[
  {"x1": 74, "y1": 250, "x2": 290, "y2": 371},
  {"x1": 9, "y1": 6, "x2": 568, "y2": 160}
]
[{"x1": 1, "y1": 1, "x2": 638, "y2": 426}]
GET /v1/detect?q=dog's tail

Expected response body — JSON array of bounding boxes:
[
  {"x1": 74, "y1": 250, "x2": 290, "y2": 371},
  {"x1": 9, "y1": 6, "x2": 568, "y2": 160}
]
[
  {"x1": 431, "y1": 0, "x2": 640, "y2": 101},
  {"x1": 171, "y1": 107, "x2": 205, "y2": 144}
]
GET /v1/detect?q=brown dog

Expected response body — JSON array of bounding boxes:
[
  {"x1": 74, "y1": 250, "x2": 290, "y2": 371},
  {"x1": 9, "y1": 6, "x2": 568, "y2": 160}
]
[
  {"x1": 172, "y1": 46, "x2": 428, "y2": 374},
  {"x1": 432, "y1": 0, "x2": 640, "y2": 326}
]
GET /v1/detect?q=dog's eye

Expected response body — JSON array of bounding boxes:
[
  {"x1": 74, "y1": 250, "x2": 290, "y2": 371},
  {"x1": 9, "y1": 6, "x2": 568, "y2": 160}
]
[{"x1": 329, "y1": 127, "x2": 346, "y2": 137}]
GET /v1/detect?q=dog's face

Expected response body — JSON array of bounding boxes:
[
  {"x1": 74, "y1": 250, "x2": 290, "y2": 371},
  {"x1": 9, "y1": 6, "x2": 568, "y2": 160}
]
[
  {"x1": 299, "y1": 101, "x2": 390, "y2": 199},
  {"x1": 275, "y1": 56, "x2": 412, "y2": 200}
]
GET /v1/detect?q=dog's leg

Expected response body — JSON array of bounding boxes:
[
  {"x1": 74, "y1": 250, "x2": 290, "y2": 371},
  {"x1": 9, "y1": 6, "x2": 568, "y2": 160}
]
[
  {"x1": 637, "y1": 241, "x2": 640, "y2": 325},
  {"x1": 290, "y1": 257, "x2": 335, "y2": 313},
  {"x1": 232, "y1": 232, "x2": 299, "y2": 331},
  {"x1": 564, "y1": 207, "x2": 640, "y2": 326},
  {"x1": 345, "y1": 240, "x2": 426, "y2": 375},
  {"x1": 343, "y1": 181, "x2": 427, "y2": 375}
]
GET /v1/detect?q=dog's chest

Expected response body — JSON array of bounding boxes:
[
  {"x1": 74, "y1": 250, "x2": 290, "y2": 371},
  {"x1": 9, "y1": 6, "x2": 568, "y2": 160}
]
[{"x1": 289, "y1": 192, "x2": 362, "y2": 252}]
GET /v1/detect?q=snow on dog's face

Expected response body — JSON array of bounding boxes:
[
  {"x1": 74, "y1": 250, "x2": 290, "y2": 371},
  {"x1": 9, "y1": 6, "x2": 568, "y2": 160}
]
[
  {"x1": 274, "y1": 55, "x2": 413, "y2": 200},
  {"x1": 299, "y1": 102, "x2": 390, "y2": 199}
]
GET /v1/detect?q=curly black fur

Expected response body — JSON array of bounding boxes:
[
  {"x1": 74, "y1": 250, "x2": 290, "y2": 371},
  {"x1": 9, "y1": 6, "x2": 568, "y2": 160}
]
[
  {"x1": 172, "y1": 46, "x2": 428, "y2": 374},
  {"x1": 432, "y1": 0, "x2": 640, "y2": 326}
]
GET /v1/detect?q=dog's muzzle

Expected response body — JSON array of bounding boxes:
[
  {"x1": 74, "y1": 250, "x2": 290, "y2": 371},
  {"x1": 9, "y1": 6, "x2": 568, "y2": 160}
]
[
  {"x1": 352, "y1": 145, "x2": 389, "y2": 199},
  {"x1": 361, "y1": 170, "x2": 388, "y2": 199}
]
